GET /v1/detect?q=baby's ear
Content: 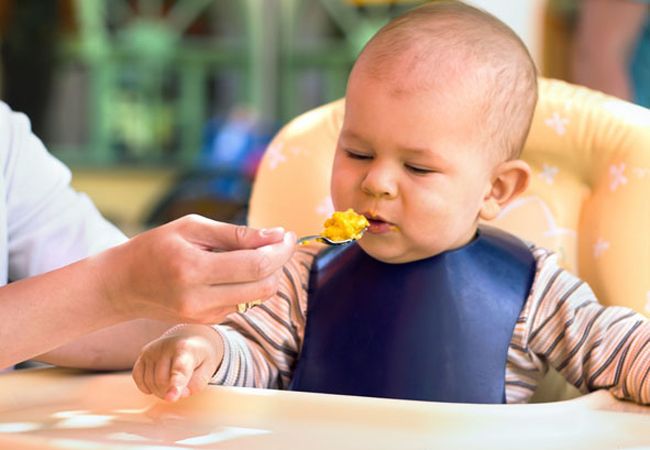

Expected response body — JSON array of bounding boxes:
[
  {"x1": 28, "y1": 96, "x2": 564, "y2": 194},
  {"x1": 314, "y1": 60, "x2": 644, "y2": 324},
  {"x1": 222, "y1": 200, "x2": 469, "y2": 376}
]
[{"x1": 479, "y1": 159, "x2": 531, "y2": 221}]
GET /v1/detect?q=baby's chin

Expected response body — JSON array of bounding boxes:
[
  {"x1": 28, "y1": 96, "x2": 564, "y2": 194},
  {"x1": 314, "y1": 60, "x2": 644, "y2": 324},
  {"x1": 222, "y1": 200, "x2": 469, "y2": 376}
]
[{"x1": 357, "y1": 239, "x2": 418, "y2": 264}]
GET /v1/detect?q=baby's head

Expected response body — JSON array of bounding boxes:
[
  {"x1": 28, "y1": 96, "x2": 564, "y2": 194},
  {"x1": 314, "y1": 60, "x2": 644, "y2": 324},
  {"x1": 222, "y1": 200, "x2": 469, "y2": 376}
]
[{"x1": 330, "y1": 0, "x2": 538, "y2": 263}]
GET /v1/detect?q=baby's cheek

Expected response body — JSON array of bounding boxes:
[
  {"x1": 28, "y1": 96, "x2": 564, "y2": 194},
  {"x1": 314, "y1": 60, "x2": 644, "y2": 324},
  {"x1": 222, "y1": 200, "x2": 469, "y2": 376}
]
[
  {"x1": 413, "y1": 233, "x2": 438, "y2": 255},
  {"x1": 330, "y1": 185, "x2": 351, "y2": 211},
  {"x1": 330, "y1": 194, "x2": 344, "y2": 211}
]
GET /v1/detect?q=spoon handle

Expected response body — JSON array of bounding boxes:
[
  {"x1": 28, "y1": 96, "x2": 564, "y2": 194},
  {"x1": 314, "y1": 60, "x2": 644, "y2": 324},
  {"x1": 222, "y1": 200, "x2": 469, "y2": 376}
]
[{"x1": 297, "y1": 235, "x2": 322, "y2": 245}]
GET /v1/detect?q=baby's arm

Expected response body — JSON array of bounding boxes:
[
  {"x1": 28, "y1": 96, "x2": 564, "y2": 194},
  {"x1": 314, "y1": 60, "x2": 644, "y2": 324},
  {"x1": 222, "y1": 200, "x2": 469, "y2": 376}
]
[
  {"x1": 210, "y1": 246, "x2": 317, "y2": 388},
  {"x1": 525, "y1": 249, "x2": 650, "y2": 404}
]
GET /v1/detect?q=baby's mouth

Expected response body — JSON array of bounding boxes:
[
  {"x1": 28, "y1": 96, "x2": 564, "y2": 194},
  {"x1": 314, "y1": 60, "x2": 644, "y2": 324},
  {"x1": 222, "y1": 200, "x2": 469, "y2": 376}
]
[{"x1": 363, "y1": 213, "x2": 397, "y2": 234}]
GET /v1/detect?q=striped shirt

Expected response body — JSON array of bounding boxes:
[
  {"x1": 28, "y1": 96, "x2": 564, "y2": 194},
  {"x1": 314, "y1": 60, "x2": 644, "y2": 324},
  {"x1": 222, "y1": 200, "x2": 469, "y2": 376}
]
[{"x1": 212, "y1": 244, "x2": 650, "y2": 404}]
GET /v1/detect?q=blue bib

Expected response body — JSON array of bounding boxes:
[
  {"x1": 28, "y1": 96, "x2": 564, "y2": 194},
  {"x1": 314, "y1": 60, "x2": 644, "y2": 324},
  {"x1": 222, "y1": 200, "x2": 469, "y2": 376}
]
[
  {"x1": 289, "y1": 226, "x2": 536, "y2": 403},
  {"x1": 631, "y1": 14, "x2": 650, "y2": 108}
]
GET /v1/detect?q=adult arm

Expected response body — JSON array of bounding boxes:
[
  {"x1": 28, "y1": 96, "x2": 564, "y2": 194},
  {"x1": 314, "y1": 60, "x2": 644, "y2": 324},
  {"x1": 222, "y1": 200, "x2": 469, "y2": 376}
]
[
  {"x1": 0, "y1": 104, "x2": 296, "y2": 369},
  {"x1": 37, "y1": 319, "x2": 174, "y2": 370},
  {"x1": 0, "y1": 255, "x2": 149, "y2": 369},
  {"x1": 571, "y1": 0, "x2": 648, "y2": 100},
  {"x1": 0, "y1": 217, "x2": 296, "y2": 369}
]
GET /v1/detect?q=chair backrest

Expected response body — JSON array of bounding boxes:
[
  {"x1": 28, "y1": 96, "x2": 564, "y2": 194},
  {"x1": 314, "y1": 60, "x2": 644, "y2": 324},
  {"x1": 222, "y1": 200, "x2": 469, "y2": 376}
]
[{"x1": 249, "y1": 78, "x2": 650, "y2": 315}]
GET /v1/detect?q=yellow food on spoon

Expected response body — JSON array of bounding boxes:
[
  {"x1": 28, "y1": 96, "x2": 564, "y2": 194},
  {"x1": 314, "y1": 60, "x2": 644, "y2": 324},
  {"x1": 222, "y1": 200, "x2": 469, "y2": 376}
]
[
  {"x1": 321, "y1": 208, "x2": 369, "y2": 242},
  {"x1": 239, "y1": 209, "x2": 368, "y2": 313}
]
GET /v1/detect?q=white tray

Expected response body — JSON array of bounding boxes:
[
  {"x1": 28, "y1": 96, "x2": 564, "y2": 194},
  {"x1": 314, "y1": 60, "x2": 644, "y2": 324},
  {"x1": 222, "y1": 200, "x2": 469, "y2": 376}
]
[{"x1": 0, "y1": 368, "x2": 648, "y2": 449}]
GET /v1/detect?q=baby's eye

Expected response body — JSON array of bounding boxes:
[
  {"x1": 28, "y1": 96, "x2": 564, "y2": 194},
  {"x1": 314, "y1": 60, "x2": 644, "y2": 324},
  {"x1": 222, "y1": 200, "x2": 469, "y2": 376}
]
[
  {"x1": 405, "y1": 164, "x2": 434, "y2": 175},
  {"x1": 345, "y1": 149, "x2": 372, "y2": 160}
]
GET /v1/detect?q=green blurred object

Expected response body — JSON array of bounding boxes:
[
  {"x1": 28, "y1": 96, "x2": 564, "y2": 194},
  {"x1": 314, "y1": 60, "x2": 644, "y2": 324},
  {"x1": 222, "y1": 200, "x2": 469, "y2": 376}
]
[
  {"x1": 66, "y1": 0, "x2": 245, "y2": 166},
  {"x1": 279, "y1": 0, "x2": 426, "y2": 123},
  {"x1": 0, "y1": 0, "x2": 58, "y2": 137},
  {"x1": 58, "y1": 0, "x2": 426, "y2": 167}
]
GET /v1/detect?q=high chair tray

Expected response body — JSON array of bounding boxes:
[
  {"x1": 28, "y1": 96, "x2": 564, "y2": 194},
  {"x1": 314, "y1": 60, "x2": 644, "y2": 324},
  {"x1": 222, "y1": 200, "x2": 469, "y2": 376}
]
[{"x1": 0, "y1": 368, "x2": 648, "y2": 449}]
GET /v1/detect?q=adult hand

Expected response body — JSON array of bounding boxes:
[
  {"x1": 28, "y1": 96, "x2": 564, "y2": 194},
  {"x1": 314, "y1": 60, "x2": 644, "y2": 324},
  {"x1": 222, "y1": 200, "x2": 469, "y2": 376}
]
[{"x1": 96, "y1": 214, "x2": 296, "y2": 324}]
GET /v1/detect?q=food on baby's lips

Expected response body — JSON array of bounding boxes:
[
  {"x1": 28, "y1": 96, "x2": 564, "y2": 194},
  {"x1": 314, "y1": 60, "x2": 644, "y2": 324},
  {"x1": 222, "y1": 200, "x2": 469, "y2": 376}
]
[{"x1": 321, "y1": 209, "x2": 369, "y2": 242}]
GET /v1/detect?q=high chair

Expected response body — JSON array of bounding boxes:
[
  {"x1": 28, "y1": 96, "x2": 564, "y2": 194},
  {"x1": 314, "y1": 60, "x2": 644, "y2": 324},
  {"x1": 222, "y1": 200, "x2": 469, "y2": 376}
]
[{"x1": 248, "y1": 78, "x2": 650, "y2": 401}]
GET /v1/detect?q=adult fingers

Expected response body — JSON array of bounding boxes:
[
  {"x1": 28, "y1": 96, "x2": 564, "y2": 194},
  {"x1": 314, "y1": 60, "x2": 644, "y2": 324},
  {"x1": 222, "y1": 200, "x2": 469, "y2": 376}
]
[
  {"x1": 191, "y1": 231, "x2": 296, "y2": 285},
  {"x1": 171, "y1": 273, "x2": 280, "y2": 323}
]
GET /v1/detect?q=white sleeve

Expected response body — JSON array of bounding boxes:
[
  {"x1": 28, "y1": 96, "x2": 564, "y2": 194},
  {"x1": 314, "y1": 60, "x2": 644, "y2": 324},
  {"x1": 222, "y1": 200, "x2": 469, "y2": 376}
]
[{"x1": 0, "y1": 102, "x2": 127, "y2": 280}]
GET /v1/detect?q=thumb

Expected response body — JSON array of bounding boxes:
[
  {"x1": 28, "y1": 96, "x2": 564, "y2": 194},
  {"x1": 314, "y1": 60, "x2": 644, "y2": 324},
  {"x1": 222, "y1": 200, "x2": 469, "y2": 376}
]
[
  {"x1": 165, "y1": 351, "x2": 196, "y2": 402},
  {"x1": 176, "y1": 216, "x2": 288, "y2": 251},
  {"x1": 228, "y1": 225, "x2": 288, "y2": 250},
  {"x1": 185, "y1": 361, "x2": 215, "y2": 396}
]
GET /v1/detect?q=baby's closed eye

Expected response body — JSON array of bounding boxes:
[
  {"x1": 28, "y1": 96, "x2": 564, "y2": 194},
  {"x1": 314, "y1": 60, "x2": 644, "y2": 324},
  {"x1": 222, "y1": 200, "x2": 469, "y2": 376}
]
[
  {"x1": 404, "y1": 163, "x2": 436, "y2": 175},
  {"x1": 344, "y1": 149, "x2": 373, "y2": 160}
]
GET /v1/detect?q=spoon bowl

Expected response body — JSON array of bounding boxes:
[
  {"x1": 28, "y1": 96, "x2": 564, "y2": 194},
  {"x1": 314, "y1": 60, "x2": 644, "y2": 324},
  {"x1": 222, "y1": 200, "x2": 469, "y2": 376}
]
[{"x1": 297, "y1": 228, "x2": 368, "y2": 246}]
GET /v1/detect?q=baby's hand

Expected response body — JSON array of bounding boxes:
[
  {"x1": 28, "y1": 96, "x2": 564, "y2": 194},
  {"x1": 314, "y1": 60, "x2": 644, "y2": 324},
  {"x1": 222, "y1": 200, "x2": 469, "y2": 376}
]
[{"x1": 132, "y1": 324, "x2": 224, "y2": 402}]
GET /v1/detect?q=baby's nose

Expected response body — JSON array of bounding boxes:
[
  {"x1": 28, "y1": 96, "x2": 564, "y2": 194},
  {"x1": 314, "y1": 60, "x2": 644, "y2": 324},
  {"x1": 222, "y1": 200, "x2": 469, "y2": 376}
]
[{"x1": 361, "y1": 167, "x2": 398, "y2": 198}]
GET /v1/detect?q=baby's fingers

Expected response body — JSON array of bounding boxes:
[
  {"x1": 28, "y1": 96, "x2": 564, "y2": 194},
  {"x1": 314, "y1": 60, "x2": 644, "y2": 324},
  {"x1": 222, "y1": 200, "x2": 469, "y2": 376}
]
[
  {"x1": 132, "y1": 356, "x2": 152, "y2": 395},
  {"x1": 165, "y1": 351, "x2": 197, "y2": 402},
  {"x1": 185, "y1": 361, "x2": 215, "y2": 396}
]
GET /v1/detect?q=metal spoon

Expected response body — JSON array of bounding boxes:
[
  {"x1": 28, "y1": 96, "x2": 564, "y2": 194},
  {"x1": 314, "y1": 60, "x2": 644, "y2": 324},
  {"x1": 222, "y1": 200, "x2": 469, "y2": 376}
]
[{"x1": 297, "y1": 227, "x2": 368, "y2": 246}]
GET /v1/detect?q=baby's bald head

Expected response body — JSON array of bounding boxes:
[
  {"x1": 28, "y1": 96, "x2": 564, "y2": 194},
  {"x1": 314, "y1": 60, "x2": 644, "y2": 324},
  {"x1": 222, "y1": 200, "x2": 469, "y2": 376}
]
[{"x1": 351, "y1": 1, "x2": 538, "y2": 162}]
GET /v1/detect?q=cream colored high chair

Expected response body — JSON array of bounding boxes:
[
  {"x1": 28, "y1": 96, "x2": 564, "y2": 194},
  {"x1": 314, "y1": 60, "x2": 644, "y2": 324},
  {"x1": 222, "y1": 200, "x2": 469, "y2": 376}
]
[{"x1": 248, "y1": 78, "x2": 650, "y2": 401}]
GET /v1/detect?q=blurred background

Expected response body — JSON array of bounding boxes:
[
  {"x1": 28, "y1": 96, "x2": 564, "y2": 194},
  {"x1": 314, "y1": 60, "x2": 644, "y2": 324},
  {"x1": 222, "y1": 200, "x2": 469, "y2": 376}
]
[{"x1": 0, "y1": 0, "x2": 647, "y2": 235}]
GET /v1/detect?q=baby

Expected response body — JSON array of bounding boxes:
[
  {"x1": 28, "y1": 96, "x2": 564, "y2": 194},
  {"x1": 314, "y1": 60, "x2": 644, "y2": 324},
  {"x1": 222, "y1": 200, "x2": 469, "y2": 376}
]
[{"x1": 133, "y1": 1, "x2": 650, "y2": 404}]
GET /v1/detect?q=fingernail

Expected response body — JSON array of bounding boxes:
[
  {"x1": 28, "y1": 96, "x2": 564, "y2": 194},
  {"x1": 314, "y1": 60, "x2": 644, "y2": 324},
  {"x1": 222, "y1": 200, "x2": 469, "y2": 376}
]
[
  {"x1": 165, "y1": 388, "x2": 179, "y2": 402},
  {"x1": 260, "y1": 227, "x2": 284, "y2": 237}
]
